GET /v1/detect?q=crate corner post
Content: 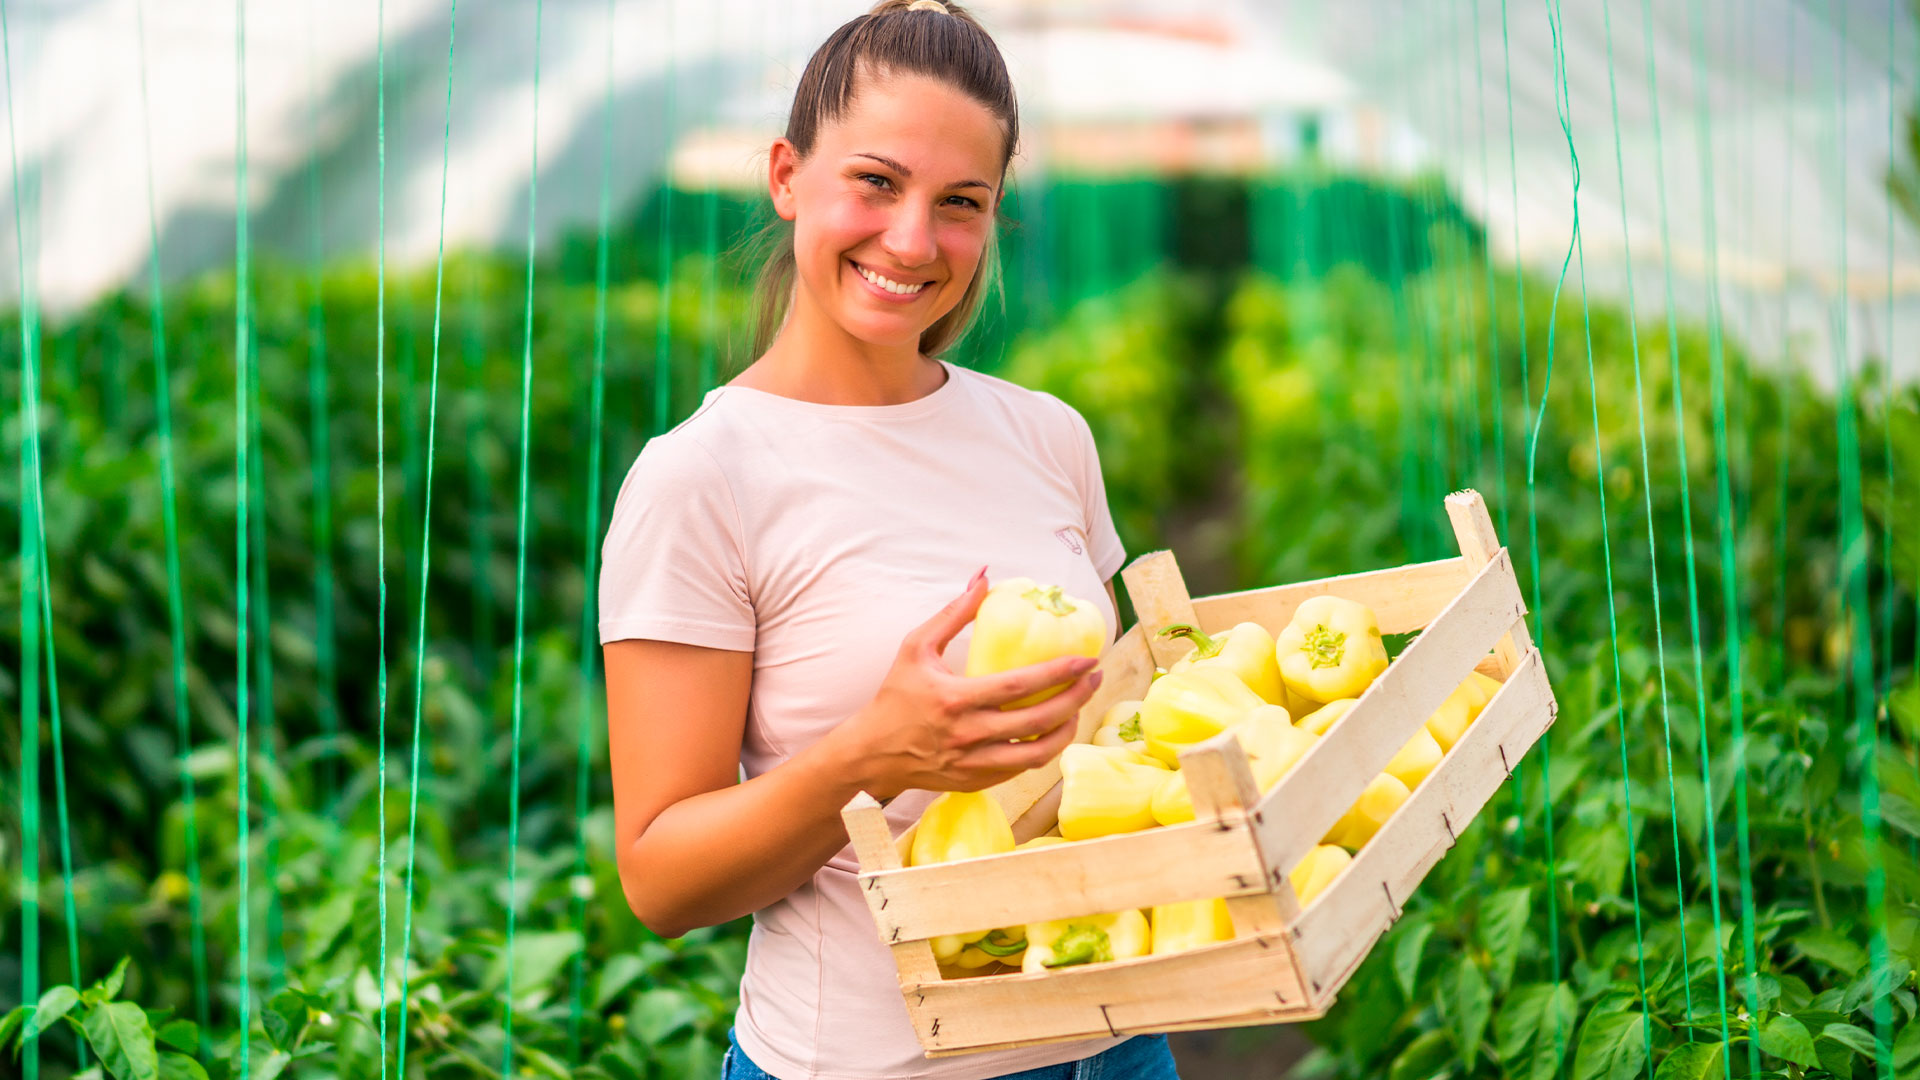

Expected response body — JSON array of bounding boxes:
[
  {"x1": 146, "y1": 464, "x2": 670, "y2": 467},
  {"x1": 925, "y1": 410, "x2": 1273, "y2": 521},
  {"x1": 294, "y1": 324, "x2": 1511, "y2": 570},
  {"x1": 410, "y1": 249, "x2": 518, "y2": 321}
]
[{"x1": 841, "y1": 791, "x2": 942, "y2": 986}]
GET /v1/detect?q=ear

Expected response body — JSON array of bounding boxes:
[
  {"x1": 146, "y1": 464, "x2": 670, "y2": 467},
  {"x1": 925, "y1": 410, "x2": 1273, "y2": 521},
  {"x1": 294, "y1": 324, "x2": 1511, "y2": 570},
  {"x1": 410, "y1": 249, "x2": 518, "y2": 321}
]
[{"x1": 768, "y1": 138, "x2": 800, "y2": 222}]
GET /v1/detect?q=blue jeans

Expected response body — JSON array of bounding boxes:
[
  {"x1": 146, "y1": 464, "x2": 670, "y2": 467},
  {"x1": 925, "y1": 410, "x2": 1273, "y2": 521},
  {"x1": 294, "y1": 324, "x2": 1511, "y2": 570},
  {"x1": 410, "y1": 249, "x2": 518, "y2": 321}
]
[{"x1": 721, "y1": 1026, "x2": 1181, "y2": 1079}]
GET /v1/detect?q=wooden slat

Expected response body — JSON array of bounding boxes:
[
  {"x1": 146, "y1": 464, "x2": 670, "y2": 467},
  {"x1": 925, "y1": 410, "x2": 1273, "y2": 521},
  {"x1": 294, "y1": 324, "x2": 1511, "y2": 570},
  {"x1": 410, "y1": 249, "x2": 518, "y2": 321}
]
[
  {"x1": 1120, "y1": 550, "x2": 1203, "y2": 667},
  {"x1": 1445, "y1": 490, "x2": 1531, "y2": 678},
  {"x1": 1191, "y1": 556, "x2": 1472, "y2": 637},
  {"x1": 1250, "y1": 551, "x2": 1528, "y2": 880},
  {"x1": 1179, "y1": 733, "x2": 1298, "y2": 932},
  {"x1": 922, "y1": 997, "x2": 1328, "y2": 1057},
  {"x1": 1290, "y1": 650, "x2": 1556, "y2": 997},
  {"x1": 861, "y1": 817, "x2": 1270, "y2": 942},
  {"x1": 841, "y1": 792, "x2": 940, "y2": 985},
  {"x1": 985, "y1": 622, "x2": 1156, "y2": 826},
  {"x1": 903, "y1": 932, "x2": 1311, "y2": 1053}
]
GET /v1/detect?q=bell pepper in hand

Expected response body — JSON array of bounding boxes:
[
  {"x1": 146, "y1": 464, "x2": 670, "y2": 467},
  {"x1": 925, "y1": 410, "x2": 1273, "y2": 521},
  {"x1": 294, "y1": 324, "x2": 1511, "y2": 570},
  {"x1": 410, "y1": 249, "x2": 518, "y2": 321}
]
[
  {"x1": 1149, "y1": 897, "x2": 1236, "y2": 956},
  {"x1": 1159, "y1": 622, "x2": 1285, "y2": 705},
  {"x1": 1058, "y1": 743, "x2": 1169, "y2": 839},
  {"x1": 909, "y1": 791, "x2": 1017, "y2": 966},
  {"x1": 1275, "y1": 596, "x2": 1389, "y2": 707},
  {"x1": 1321, "y1": 773, "x2": 1410, "y2": 851},
  {"x1": 1021, "y1": 909, "x2": 1152, "y2": 973},
  {"x1": 1289, "y1": 844, "x2": 1352, "y2": 906},
  {"x1": 966, "y1": 577, "x2": 1108, "y2": 709},
  {"x1": 1138, "y1": 666, "x2": 1265, "y2": 766},
  {"x1": 1091, "y1": 698, "x2": 1147, "y2": 748}
]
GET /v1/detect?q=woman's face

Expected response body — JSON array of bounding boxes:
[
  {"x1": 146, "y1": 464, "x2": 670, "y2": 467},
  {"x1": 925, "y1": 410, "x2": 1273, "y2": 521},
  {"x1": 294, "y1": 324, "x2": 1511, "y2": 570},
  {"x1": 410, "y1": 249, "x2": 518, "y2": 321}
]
[{"x1": 770, "y1": 71, "x2": 1006, "y2": 351}]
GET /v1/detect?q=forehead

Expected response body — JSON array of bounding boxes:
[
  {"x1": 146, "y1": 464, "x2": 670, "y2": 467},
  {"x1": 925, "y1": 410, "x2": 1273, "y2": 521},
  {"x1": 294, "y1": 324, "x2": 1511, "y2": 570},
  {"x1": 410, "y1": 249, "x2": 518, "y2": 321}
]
[{"x1": 818, "y1": 70, "x2": 1006, "y2": 177}]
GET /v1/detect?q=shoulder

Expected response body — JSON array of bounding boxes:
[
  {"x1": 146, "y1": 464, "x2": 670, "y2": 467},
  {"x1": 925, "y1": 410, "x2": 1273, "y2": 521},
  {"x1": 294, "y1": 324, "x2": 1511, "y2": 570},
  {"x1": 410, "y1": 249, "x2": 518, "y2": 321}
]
[
  {"x1": 949, "y1": 363, "x2": 1089, "y2": 443},
  {"x1": 609, "y1": 395, "x2": 747, "y2": 517}
]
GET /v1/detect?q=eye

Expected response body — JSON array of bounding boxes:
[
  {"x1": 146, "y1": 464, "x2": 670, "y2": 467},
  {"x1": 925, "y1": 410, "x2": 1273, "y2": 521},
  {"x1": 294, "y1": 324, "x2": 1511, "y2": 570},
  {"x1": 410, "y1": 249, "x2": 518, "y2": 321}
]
[
  {"x1": 946, "y1": 195, "x2": 983, "y2": 210},
  {"x1": 856, "y1": 172, "x2": 892, "y2": 191}
]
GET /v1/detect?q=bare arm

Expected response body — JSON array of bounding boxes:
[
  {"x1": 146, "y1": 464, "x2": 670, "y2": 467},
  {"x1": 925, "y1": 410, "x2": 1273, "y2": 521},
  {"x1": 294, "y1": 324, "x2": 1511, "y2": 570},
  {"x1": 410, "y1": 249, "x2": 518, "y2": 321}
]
[{"x1": 606, "y1": 573, "x2": 1110, "y2": 939}]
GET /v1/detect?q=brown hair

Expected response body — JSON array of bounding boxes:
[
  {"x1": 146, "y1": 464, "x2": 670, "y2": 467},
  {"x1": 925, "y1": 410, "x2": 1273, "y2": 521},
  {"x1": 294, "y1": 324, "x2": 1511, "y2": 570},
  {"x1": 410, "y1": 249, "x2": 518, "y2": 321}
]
[{"x1": 728, "y1": 0, "x2": 1021, "y2": 365}]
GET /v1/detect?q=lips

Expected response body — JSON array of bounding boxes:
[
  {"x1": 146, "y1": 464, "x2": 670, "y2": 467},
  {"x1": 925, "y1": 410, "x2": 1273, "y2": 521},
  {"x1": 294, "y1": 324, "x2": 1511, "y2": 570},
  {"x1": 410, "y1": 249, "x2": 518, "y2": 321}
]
[{"x1": 848, "y1": 258, "x2": 931, "y2": 301}]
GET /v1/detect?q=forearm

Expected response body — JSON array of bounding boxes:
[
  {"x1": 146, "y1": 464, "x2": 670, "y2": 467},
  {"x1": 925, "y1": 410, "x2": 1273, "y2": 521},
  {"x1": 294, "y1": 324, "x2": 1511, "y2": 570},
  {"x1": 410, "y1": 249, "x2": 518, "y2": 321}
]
[{"x1": 621, "y1": 726, "x2": 888, "y2": 937}]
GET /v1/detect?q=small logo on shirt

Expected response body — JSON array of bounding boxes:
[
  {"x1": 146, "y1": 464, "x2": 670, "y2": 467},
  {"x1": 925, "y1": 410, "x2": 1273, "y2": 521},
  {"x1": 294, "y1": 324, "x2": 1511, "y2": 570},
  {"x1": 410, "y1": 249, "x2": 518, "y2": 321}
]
[{"x1": 1054, "y1": 527, "x2": 1084, "y2": 555}]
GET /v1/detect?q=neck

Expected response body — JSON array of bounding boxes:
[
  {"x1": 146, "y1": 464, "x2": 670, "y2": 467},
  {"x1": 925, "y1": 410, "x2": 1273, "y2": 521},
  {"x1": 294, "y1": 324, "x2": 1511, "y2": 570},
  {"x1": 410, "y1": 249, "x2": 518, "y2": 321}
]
[{"x1": 737, "y1": 287, "x2": 947, "y2": 406}]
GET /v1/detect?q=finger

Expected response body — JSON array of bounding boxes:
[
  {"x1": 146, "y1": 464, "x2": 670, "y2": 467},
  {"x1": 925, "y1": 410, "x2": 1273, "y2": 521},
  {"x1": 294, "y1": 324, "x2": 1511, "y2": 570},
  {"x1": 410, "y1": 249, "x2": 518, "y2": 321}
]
[
  {"x1": 969, "y1": 669, "x2": 1101, "y2": 742},
  {"x1": 954, "y1": 653, "x2": 1101, "y2": 711},
  {"x1": 962, "y1": 703, "x2": 1084, "y2": 774},
  {"x1": 911, "y1": 565, "x2": 991, "y2": 657}
]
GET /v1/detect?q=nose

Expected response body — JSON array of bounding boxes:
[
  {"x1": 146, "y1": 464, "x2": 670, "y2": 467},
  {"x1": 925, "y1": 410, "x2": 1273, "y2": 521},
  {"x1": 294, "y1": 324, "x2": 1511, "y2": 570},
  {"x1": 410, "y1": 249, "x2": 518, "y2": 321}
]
[{"x1": 880, "y1": 200, "x2": 939, "y2": 271}]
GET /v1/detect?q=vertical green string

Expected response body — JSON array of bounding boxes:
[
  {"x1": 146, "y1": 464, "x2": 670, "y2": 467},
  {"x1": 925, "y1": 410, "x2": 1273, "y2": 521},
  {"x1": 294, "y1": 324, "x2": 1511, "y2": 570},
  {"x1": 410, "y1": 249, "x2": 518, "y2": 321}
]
[
  {"x1": 1523, "y1": 0, "x2": 1566, "y2": 986},
  {"x1": 567, "y1": 0, "x2": 616, "y2": 1061},
  {"x1": 395, "y1": 2, "x2": 460, "y2": 1073},
  {"x1": 654, "y1": 0, "x2": 678, "y2": 435},
  {"x1": 699, "y1": 0, "x2": 720, "y2": 392},
  {"x1": 1600, "y1": 0, "x2": 1693, "y2": 1031},
  {"x1": 1441, "y1": 6, "x2": 1485, "y2": 498},
  {"x1": 246, "y1": 308, "x2": 284, "y2": 994},
  {"x1": 1769, "y1": 2, "x2": 1799, "y2": 702},
  {"x1": 231, "y1": 0, "x2": 254, "y2": 1071},
  {"x1": 1548, "y1": 0, "x2": 1654, "y2": 1065},
  {"x1": 1880, "y1": 0, "x2": 1900, "y2": 700},
  {"x1": 1683, "y1": 5, "x2": 1762, "y2": 1069},
  {"x1": 462, "y1": 260, "x2": 493, "y2": 678},
  {"x1": 373, "y1": 0, "x2": 393, "y2": 1068},
  {"x1": 501, "y1": 0, "x2": 546, "y2": 1069},
  {"x1": 1826, "y1": 4, "x2": 1896, "y2": 1075},
  {"x1": 1468, "y1": 0, "x2": 1510, "y2": 544},
  {"x1": 304, "y1": 0, "x2": 340, "y2": 819},
  {"x1": 134, "y1": 0, "x2": 212, "y2": 1054},
  {"x1": 1639, "y1": 0, "x2": 1733, "y2": 1062},
  {"x1": 3, "y1": 3, "x2": 44, "y2": 1072},
  {"x1": 1498, "y1": 0, "x2": 1537, "y2": 853}
]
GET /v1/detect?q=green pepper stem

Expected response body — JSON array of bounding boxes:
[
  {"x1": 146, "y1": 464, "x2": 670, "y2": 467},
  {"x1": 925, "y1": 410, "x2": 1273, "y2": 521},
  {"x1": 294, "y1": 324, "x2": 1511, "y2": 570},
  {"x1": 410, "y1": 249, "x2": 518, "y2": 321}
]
[
  {"x1": 1159, "y1": 623, "x2": 1222, "y2": 659},
  {"x1": 976, "y1": 932, "x2": 1028, "y2": 957},
  {"x1": 1022, "y1": 584, "x2": 1078, "y2": 617}
]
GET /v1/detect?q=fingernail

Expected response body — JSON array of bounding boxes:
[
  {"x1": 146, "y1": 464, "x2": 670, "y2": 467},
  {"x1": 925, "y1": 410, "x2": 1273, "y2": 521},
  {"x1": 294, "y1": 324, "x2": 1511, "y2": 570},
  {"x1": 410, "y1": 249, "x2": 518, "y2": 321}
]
[
  {"x1": 968, "y1": 565, "x2": 988, "y2": 588},
  {"x1": 1090, "y1": 671, "x2": 1105, "y2": 688}
]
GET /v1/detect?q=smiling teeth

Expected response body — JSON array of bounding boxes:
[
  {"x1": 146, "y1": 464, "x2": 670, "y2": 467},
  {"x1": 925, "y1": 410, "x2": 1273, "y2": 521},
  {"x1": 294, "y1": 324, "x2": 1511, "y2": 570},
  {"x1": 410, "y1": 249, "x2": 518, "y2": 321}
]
[{"x1": 856, "y1": 263, "x2": 926, "y2": 294}]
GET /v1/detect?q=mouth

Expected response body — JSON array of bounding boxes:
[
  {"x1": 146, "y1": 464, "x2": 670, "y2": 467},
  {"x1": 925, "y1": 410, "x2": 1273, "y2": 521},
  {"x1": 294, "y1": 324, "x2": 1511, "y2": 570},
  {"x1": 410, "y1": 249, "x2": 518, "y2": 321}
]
[{"x1": 848, "y1": 258, "x2": 932, "y2": 302}]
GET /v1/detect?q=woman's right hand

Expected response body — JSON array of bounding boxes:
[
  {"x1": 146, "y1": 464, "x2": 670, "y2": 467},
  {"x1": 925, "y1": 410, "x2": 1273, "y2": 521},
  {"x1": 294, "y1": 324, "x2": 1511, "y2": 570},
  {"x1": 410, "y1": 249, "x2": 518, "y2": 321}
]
[{"x1": 831, "y1": 567, "x2": 1105, "y2": 802}]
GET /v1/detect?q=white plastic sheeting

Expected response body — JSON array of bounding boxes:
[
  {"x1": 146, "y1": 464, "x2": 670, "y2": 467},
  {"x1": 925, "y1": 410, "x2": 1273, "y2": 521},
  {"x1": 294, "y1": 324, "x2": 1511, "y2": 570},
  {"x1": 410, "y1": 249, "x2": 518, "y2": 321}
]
[{"x1": 0, "y1": 0, "x2": 1913, "y2": 383}]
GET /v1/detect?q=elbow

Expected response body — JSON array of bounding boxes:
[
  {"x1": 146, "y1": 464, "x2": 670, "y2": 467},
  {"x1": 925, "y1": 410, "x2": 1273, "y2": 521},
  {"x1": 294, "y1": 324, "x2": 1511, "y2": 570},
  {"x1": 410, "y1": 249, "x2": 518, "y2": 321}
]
[{"x1": 618, "y1": 853, "x2": 695, "y2": 940}]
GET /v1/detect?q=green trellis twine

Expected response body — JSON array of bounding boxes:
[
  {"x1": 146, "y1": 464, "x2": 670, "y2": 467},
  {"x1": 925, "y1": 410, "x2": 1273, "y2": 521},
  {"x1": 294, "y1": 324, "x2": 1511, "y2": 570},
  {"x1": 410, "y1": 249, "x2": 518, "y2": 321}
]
[
  {"x1": 654, "y1": 0, "x2": 677, "y2": 437},
  {"x1": 373, "y1": 0, "x2": 392, "y2": 1066},
  {"x1": 231, "y1": 0, "x2": 255, "y2": 1071},
  {"x1": 1599, "y1": 0, "x2": 1695, "y2": 1035},
  {"x1": 134, "y1": 0, "x2": 213, "y2": 1055},
  {"x1": 568, "y1": 0, "x2": 617, "y2": 1062},
  {"x1": 395, "y1": 0, "x2": 461, "y2": 1073},
  {"x1": 305, "y1": 0, "x2": 340, "y2": 817},
  {"x1": 501, "y1": 0, "x2": 547, "y2": 1069}
]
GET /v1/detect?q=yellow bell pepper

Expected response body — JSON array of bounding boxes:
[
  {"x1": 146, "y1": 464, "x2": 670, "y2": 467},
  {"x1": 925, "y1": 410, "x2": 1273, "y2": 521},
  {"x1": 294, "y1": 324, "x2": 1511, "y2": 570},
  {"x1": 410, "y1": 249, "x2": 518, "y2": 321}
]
[
  {"x1": 1295, "y1": 697, "x2": 1358, "y2": 736},
  {"x1": 965, "y1": 577, "x2": 1108, "y2": 709},
  {"x1": 1138, "y1": 666, "x2": 1265, "y2": 766},
  {"x1": 1424, "y1": 680, "x2": 1484, "y2": 752},
  {"x1": 1090, "y1": 699, "x2": 1147, "y2": 748},
  {"x1": 943, "y1": 835, "x2": 1076, "y2": 973},
  {"x1": 1289, "y1": 844, "x2": 1352, "y2": 906},
  {"x1": 1159, "y1": 622, "x2": 1285, "y2": 705},
  {"x1": 1274, "y1": 596, "x2": 1389, "y2": 706},
  {"x1": 1150, "y1": 707, "x2": 1315, "y2": 826},
  {"x1": 1322, "y1": 773, "x2": 1410, "y2": 851},
  {"x1": 1057, "y1": 744, "x2": 1169, "y2": 840},
  {"x1": 1385, "y1": 725, "x2": 1443, "y2": 791},
  {"x1": 1021, "y1": 909, "x2": 1152, "y2": 973},
  {"x1": 909, "y1": 791, "x2": 1017, "y2": 965},
  {"x1": 1149, "y1": 896, "x2": 1236, "y2": 956},
  {"x1": 1472, "y1": 670, "x2": 1504, "y2": 701}
]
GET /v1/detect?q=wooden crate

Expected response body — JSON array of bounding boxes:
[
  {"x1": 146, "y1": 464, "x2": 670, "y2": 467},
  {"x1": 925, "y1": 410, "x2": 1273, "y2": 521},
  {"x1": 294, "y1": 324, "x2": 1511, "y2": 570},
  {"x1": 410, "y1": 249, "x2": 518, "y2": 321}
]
[{"x1": 839, "y1": 490, "x2": 1558, "y2": 1057}]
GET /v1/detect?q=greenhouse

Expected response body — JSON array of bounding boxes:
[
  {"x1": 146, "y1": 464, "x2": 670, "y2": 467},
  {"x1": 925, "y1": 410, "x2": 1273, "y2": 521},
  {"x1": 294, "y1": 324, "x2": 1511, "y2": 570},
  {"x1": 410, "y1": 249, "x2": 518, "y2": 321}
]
[{"x1": 3, "y1": 0, "x2": 1917, "y2": 1078}]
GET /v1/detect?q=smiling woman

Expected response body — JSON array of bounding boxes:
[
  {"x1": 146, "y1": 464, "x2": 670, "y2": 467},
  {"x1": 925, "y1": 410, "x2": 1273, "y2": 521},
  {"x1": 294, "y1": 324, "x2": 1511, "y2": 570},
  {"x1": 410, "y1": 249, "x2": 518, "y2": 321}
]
[{"x1": 594, "y1": 2, "x2": 1179, "y2": 1079}]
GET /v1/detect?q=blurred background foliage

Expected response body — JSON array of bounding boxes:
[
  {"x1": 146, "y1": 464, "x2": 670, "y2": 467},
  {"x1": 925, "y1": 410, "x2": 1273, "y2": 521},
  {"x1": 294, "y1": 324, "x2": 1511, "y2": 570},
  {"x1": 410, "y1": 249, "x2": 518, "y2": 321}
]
[{"x1": 2, "y1": 153, "x2": 1917, "y2": 1079}]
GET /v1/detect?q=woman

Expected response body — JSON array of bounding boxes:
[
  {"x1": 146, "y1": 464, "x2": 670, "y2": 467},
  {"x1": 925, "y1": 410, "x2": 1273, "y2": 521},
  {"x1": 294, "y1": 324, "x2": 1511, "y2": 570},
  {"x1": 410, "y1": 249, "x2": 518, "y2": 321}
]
[{"x1": 599, "y1": 2, "x2": 1181, "y2": 1077}]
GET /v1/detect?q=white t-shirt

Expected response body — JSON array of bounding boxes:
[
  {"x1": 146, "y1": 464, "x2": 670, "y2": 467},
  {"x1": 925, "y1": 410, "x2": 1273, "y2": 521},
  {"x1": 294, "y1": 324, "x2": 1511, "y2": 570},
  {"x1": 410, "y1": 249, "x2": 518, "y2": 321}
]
[{"x1": 598, "y1": 358, "x2": 1129, "y2": 1079}]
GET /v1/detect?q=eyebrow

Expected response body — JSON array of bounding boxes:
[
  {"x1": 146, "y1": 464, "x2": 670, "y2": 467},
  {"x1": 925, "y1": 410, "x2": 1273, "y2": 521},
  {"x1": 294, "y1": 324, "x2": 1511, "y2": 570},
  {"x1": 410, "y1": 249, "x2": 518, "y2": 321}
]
[{"x1": 851, "y1": 153, "x2": 993, "y2": 192}]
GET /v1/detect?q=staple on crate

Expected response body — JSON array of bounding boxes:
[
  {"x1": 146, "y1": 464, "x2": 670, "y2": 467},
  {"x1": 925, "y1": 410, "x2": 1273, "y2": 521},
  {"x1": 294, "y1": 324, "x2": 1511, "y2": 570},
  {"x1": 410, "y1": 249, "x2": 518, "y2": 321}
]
[{"x1": 1382, "y1": 881, "x2": 1401, "y2": 923}]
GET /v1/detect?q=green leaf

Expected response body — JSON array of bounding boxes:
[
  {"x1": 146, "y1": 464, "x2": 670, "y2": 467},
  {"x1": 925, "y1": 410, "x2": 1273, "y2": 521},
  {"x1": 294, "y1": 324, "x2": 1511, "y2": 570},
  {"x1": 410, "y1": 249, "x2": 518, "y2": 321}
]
[
  {"x1": 1758, "y1": 1014, "x2": 1818, "y2": 1068},
  {"x1": 1441, "y1": 957, "x2": 1491, "y2": 1062},
  {"x1": 1496, "y1": 982, "x2": 1577, "y2": 1080},
  {"x1": 486, "y1": 930, "x2": 585, "y2": 1002},
  {"x1": 1388, "y1": 1028, "x2": 1454, "y2": 1080},
  {"x1": 25, "y1": 986, "x2": 81, "y2": 1043},
  {"x1": 1815, "y1": 1034, "x2": 1858, "y2": 1079},
  {"x1": 1823, "y1": 1023, "x2": 1881, "y2": 1057},
  {"x1": 593, "y1": 953, "x2": 650, "y2": 1011},
  {"x1": 1653, "y1": 1040, "x2": 1723, "y2": 1080},
  {"x1": 154, "y1": 1020, "x2": 198, "y2": 1054},
  {"x1": 1843, "y1": 961, "x2": 1907, "y2": 1014},
  {"x1": 98, "y1": 957, "x2": 130, "y2": 1002},
  {"x1": 628, "y1": 988, "x2": 704, "y2": 1046},
  {"x1": 263, "y1": 989, "x2": 306, "y2": 1050},
  {"x1": 0, "y1": 1005, "x2": 31, "y2": 1053},
  {"x1": 82, "y1": 1000, "x2": 160, "y2": 1080},
  {"x1": 1573, "y1": 1010, "x2": 1648, "y2": 1080},
  {"x1": 252, "y1": 1048, "x2": 293, "y2": 1080},
  {"x1": 1393, "y1": 922, "x2": 1435, "y2": 999},
  {"x1": 156, "y1": 1053, "x2": 209, "y2": 1080},
  {"x1": 1796, "y1": 930, "x2": 1869, "y2": 975},
  {"x1": 1480, "y1": 888, "x2": 1531, "y2": 991},
  {"x1": 1893, "y1": 1022, "x2": 1918, "y2": 1079}
]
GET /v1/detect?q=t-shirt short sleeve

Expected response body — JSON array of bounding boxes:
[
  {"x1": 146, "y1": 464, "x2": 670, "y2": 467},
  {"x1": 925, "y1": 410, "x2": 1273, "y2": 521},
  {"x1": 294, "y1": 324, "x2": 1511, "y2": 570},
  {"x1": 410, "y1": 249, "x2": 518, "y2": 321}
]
[
  {"x1": 598, "y1": 432, "x2": 755, "y2": 651},
  {"x1": 1057, "y1": 399, "x2": 1127, "y2": 582}
]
